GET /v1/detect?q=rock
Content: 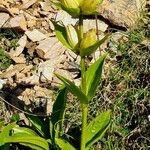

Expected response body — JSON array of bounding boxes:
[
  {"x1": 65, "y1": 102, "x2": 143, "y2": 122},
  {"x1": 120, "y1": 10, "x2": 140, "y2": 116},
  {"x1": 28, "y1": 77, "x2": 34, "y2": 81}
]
[
  {"x1": 40, "y1": 0, "x2": 52, "y2": 12},
  {"x1": 27, "y1": 20, "x2": 36, "y2": 28},
  {"x1": 22, "y1": 0, "x2": 37, "y2": 10},
  {"x1": 11, "y1": 56, "x2": 26, "y2": 64},
  {"x1": 56, "y1": 10, "x2": 78, "y2": 26},
  {"x1": 83, "y1": 19, "x2": 108, "y2": 32},
  {"x1": 9, "y1": 14, "x2": 27, "y2": 31},
  {"x1": 36, "y1": 37, "x2": 65, "y2": 59},
  {"x1": 38, "y1": 61, "x2": 54, "y2": 83},
  {"x1": 0, "y1": 13, "x2": 9, "y2": 28},
  {"x1": 9, "y1": 7, "x2": 19, "y2": 15},
  {"x1": 56, "y1": 10, "x2": 108, "y2": 32},
  {"x1": 13, "y1": 35, "x2": 27, "y2": 57},
  {"x1": 0, "y1": 79, "x2": 6, "y2": 90},
  {"x1": 25, "y1": 29, "x2": 47, "y2": 42},
  {"x1": 98, "y1": 0, "x2": 146, "y2": 28},
  {"x1": 0, "y1": 64, "x2": 26, "y2": 79},
  {"x1": 19, "y1": 74, "x2": 39, "y2": 85}
]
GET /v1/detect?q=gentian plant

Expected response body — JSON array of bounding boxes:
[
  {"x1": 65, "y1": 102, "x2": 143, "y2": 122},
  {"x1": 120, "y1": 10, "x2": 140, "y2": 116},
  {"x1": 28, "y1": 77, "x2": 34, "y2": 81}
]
[
  {"x1": 53, "y1": 0, "x2": 111, "y2": 150},
  {"x1": 0, "y1": 0, "x2": 111, "y2": 150}
]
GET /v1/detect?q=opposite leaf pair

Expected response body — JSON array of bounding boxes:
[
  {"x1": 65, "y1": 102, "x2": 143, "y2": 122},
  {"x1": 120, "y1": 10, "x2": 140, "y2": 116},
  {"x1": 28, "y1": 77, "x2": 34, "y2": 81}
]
[
  {"x1": 53, "y1": 22, "x2": 109, "y2": 57},
  {"x1": 55, "y1": 53, "x2": 108, "y2": 104}
]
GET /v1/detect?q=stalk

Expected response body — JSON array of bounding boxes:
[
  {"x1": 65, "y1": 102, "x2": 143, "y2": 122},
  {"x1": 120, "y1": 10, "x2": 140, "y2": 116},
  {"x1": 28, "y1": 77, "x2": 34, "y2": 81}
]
[{"x1": 79, "y1": 14, "x2": 88, "y2": 150}]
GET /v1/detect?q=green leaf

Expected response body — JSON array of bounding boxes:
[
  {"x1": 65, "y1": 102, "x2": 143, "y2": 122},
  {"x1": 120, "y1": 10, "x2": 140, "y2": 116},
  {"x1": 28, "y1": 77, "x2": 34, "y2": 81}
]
[
  {"x1": 12, "y1": 126, "x2": 38, "y2": 136},
  {"x1": 85, "y1": 53, "x2": 108, "y2": 100},
  {"x1": 85, "y1": 110, "x2": 111, "y2": 148},
  {"x1": 55, "y1": 138, "x2": 76, "y2": 150},
  {"x1": 51, "y1": 86, "x2": 67, "y2": 139},
  {"x1": 10, "y1": 114, "x2": 20, "y2": 122},
  {"x1": 4, "y1": 134, "x2": 49, "y2": 150},
  {"x1": 0, "y1": 122, "x2": 16, "y2": 143},
  {"x1": 55, "y1": 73, "x2": 88, "y2": 104},
  {"x1": 80, "y1": 34, "x2": 110, "y2": 57},
  {"x1": 52, "y1": 21, "x2": 72, "y2": 49},
  {"x1": 27, "y1": 115, "x2": 46, "y2": 137}
]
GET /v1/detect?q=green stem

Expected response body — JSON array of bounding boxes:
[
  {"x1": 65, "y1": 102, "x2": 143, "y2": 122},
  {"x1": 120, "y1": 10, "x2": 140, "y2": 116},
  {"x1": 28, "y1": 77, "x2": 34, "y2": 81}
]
[
  {"x1": 81, "y1": 104, "x2": 88, "y2": 150},
  {"x1": 79, "y1": 14, "x2": 88, "y2": 150}
]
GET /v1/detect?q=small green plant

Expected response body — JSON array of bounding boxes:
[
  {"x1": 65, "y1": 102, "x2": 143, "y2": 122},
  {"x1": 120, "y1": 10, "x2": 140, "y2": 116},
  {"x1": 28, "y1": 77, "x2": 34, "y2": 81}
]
[
  {"x1": 0, "y1": 48, "x2": 12, "y2": 71},
  {"x1": 52, "y1": 0, "x2": 111, "y2": 150}
]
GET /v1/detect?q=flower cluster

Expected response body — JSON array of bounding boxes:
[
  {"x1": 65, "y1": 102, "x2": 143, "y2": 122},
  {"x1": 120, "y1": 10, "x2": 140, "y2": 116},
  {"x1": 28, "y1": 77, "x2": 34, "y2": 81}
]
[{"x1": 55, "y1": 0, "x2": 103, "y2": 16}]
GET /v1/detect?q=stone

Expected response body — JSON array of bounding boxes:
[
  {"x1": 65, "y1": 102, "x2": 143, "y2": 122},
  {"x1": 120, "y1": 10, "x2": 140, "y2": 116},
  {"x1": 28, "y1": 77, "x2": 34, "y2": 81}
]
[
  {"x1": 98, "y1": 0, "x2": 146, "y2": 28},
  {"x1": 13, "y1": 35, "x2": 27, "y2": 57},
  {"x1": 56, "y1": 10, "x2": 108, "y2": 32},
  {"x1": 9, "y1": 7, "x2": 19, "y2": 15},
  {"x1": 0, "y1": 13, "x2": 9, "y2": 28},
  {"x1": 9, "y1": 14, "x2": 27, "y2": 31},
  {"x1": 36, "y1": 37, "x2": 65, "y2": 59},
  {"x1": 22, "y1": 0, "x2": 37, "y2": 9},
  {"x1": 0, "y1": 79, "x2": 6, "y2": 90},
  {"x1": 0, "y1": 64, "x2": 26, "y2": 79},
  {"x1": 11, "y1": 56, "x2": 26, "y2": 64},
  {"x1": 83, "y1": 19, "x2": 108, "y2": 32},
  {"x1": 38, "y1": 61, "x2": 55, "y2": 83},
  {"x1": 56, "y1": 10, "x2": 78, "y2": 26},
  {"x1": 40, "y1": 0, "x2": 52, "y2": 12},
  {"x1": 25, "y1": 29, "x2": 47, "y2": 42}
]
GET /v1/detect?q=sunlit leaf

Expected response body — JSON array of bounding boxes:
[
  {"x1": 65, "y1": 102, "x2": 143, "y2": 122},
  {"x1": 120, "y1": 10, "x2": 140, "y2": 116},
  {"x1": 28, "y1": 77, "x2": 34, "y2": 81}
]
[
  {"x1": 0, "y1": 122, "x2": 16, "y2": 146},
  {"x1": 4, "y1": 134, "x2": 49, "y2": 150},
  {"x1": 85, "y1": 110, "x2": 111, "y2": 148},
  {"x1": 55, "y1": 73, "x2": 88, "y2": 104},
  {"x1": 55, "y1": 138, "x2": 76, "y2": 150},
  {"x1": 27, "y1": 115, "x2": 46, "y2": 137},
  {"x1": 52, "y1": 21, "x2": 72, "y2": 49},
  {"x1": 12, "y1": 126, "x2": 38, "y2": 136},
  {"x1": 85, "y1": 53, "x2": 108, "y2": 100},
  {"x1": 51, "y1": 85, "x2": 67, "y2": 139}
]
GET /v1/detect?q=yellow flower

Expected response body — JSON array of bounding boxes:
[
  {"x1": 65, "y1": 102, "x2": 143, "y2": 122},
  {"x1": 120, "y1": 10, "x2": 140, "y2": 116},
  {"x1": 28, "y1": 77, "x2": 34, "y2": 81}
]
[
  {"x1": 80, "y1": 29, "x2": 97, "y2": 49},
  {"x1": 80, "y1": 0, "x2": 103, "y2": 15},
  {"x1": 60, "y1": 0, "x2": 80, "y2": 16}
]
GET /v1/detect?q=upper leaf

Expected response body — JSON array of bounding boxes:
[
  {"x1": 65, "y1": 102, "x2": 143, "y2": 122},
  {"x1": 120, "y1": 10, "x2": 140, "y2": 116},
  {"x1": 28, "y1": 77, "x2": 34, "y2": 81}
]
[
  {"x1": 85, "y1": 53, "x2": 108, "y2": 100},
  {"x1": 55, "y1": 73, "x2": 89, "y2": 104},
  {"x1": 52, "y1": 21, "x2": 72, "y2": 49},
  {"x1": 85, "y1": 110, "x2": 111, "y2": 148},
  {"x1": 51, "y1": 86, "x2": 67, "y2": 138}
]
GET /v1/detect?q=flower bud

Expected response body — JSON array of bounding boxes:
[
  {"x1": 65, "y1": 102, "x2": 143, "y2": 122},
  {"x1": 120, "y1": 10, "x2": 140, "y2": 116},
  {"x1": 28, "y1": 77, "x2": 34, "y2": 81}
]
[
  {"x1": 66, "y1": 25, "x2": 79, "y2": 49},
  {"x1": 60, "y1": 0, "x2": 80, "y2": 16},
  {"x1": 80, "y1": 29, "x2": 97, "y2": 49},
  {"x1": 80, "y1": 0, "x2": 103, "y2": 15}
]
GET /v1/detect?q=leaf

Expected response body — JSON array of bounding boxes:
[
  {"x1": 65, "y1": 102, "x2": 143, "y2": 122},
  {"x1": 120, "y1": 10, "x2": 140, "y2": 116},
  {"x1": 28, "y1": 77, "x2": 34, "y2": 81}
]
[
  {"x1": 85, "y1": 110, "x2": 111, "y2": 148},
  {"x1": 55, "y1": 73, "x2": 88, "y2": 104},
  {"x1": 55, "y1": 138, "x2": 76, "y2": 150},
  {"x1": 51, "y1": 86, "x2": 67, "y2": 139},
  {"x1": 80, "y1": 34, "x2": 110, "y2": 57},
  {"x1": 27, "y1": 115, "x2": 46, "y2": 137},
  {"x1": 52, "y1": 21, "x2": 72, "y2": 49},
  {"x1": 85, "y1": 53, "x2": 108, "y2": 100},
  {"x1": 0, "y1": 122, "x2": 16, "y2": 145},
  {"x1": 4, "y1": 134, "x2": 49, "y2": 150},
  {"x1": 12, "y1": 126, "x2": 38, "y2": 136}
]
